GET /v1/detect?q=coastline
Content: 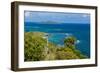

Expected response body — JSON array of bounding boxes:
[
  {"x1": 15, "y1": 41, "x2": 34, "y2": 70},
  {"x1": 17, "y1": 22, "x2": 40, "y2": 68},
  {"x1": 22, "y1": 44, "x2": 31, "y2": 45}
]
[{"x1": 24, "y1": 31, "x2": 88, "y2": 61}]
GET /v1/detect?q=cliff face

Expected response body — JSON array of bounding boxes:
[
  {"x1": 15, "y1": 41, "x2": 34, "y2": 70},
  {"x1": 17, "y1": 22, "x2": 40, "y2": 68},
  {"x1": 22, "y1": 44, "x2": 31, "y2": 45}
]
[{"x1": 24, "y1": 32, "x2": 87, "y2": 61}]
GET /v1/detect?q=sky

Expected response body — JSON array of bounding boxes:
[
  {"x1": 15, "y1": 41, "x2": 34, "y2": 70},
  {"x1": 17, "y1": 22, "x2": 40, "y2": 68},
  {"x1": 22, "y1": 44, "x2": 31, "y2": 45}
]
[{"x1": 24, "y1": 11, "x2": 90, "y2": 24}]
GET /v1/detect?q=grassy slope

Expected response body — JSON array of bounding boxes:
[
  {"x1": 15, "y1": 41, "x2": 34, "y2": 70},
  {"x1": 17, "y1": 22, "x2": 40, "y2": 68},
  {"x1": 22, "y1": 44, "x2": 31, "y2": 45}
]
[{"x1": 24, "y1": 32, "x2": 87, "y2": 61}]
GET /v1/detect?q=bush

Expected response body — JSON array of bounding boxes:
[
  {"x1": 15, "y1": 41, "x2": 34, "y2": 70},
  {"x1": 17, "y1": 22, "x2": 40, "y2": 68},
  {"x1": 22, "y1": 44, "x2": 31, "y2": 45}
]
[{"x1": 24, "y1": 32, "x2": 47, "y2": 61}]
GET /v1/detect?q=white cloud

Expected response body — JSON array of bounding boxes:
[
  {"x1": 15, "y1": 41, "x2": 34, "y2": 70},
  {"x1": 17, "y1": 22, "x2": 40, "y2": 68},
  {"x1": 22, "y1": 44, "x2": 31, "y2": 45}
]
[
  {"x1": 25, "y1": 12, "x2": 31, "y2": 17},
  {"x1": 82, "y1": 14, "x2": 88, "y2": 18}
]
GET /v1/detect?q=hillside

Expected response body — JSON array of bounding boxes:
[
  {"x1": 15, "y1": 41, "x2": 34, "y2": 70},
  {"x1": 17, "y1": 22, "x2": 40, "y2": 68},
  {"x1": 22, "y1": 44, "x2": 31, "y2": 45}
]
[{"x1": 24, "y1": 32, "x2": 87, "y2": 61}]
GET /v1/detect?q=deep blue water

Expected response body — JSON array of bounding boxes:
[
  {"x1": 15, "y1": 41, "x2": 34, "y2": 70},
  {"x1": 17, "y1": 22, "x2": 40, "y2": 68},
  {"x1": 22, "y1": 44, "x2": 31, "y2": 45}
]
[{"x1": 24, "y1": 22, "x2": 90, "y2": 58}]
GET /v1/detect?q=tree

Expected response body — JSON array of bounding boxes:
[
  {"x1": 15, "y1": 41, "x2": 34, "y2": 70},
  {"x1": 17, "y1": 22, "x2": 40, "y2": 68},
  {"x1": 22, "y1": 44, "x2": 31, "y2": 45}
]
[{"x1": 64, "y1": 36, "x2": 77, "y2": 49}]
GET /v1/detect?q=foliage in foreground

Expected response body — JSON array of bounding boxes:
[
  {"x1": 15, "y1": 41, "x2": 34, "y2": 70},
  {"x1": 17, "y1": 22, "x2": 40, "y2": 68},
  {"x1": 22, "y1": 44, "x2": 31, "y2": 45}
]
[{"x1": 24, "y1": 32, "x2": 87, "y2": 61}]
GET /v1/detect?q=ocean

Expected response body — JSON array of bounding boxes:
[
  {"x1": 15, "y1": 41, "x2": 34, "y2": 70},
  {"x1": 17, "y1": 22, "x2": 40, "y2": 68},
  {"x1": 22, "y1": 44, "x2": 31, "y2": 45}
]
[{"x1": 24, "y1": 22, "x2": 90, "y2": 58}]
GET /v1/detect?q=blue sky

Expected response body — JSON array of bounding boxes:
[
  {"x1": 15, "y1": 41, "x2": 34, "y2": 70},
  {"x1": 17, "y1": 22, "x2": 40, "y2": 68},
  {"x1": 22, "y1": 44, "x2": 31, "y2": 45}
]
[{"x1": 24, "y1": 11, "x2": 90, "y2": 24}]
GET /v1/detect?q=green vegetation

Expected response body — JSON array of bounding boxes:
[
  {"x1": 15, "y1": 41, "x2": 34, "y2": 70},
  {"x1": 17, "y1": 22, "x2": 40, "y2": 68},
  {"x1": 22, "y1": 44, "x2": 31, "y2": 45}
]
[{"x1": 24, "y1": 32, "x2": 88, "y2": 61}]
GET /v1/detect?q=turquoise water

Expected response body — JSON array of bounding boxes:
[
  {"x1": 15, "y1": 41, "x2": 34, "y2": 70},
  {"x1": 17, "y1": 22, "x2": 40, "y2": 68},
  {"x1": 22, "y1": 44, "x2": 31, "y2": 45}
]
[{"x1": 25, "y1": 22, "x2": 90, "y2": 58}]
